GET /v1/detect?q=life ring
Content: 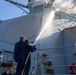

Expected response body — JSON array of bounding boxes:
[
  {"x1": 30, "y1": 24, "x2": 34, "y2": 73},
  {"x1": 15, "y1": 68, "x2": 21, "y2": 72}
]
[{"x1": 69, "y1": 63, "x2": 76, "y2": 74}]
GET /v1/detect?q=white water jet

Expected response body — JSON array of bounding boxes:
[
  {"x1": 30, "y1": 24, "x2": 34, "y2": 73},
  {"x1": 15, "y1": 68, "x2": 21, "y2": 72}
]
[{"x1": 34, "y1": 10, "x2": 55, "y2": 44}]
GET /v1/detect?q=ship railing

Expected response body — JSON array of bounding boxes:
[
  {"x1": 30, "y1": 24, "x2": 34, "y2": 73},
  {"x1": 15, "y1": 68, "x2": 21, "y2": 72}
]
[
  {"x1": 34, "y1": 45, "x2": 76, "y2": 75},
  {"x1": 0, "y1": 50, "x2": 14, "y2": 67},
  {"x1": 37, "y1": 45, "x2": 74, "y2": 50}
]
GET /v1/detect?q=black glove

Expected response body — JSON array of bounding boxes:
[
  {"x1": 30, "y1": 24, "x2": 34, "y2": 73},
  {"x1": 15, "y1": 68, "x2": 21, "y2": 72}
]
[{"x1": 33, "y1": 45, "x2": 37, "y2": 50}]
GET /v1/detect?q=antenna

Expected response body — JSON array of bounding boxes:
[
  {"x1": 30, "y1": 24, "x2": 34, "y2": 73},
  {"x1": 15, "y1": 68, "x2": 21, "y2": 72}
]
[
  {"x1": 46, "y1": 0, "x2": 55, "y2": 7},
  {"x1": 5, "y1": 0, "x2": 29, "y2": 14}
]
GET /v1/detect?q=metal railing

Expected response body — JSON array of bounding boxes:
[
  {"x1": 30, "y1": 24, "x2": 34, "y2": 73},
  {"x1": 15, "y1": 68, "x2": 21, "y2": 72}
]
[{"x1": 34, "y1": 45, "x2": 76, "y2": 75}]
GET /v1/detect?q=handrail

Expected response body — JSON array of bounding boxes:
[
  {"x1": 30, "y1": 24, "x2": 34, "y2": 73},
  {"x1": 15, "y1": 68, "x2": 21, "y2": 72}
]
[{"x1": 37, "y1": 45, "x2": 74, "y2": 51}]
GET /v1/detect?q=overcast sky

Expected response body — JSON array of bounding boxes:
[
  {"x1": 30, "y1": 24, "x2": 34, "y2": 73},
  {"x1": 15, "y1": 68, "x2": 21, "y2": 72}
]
[{"x1": 0, "y1": 0, "x2": 74, "y2": 20}]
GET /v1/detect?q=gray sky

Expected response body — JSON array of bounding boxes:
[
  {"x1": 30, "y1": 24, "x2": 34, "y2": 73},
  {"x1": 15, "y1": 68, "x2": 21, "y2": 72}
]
[{"x1": 0, "y1": 0, "x2": 74, "y2": 20}]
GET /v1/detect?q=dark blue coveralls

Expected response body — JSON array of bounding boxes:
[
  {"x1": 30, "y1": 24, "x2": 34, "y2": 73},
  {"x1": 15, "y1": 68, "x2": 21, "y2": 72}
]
[{"x1": 14, "y1": 40, "x2": 36, "y2": 75}]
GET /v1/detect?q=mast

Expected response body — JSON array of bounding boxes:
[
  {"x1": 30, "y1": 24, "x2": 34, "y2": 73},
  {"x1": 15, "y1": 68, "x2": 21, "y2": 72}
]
[
  {"x1": 5, "y1": 0, "x2": 55, "y2": 14},
  {"x1": 5, "y1": 0, "x2": 29, "y2": 14}
]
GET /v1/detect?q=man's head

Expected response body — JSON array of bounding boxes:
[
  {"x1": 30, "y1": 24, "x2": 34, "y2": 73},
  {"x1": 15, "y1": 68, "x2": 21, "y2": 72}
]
[
  {"x1": 25, "y1": 40, "x2": 28, "y2": 44},
  {"x1": 20, "y1": 36, "x2": 25, "y2": 42}
]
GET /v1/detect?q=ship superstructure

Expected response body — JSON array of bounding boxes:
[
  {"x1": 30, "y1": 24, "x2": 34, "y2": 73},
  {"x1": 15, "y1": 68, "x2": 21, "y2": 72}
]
[{"x1": 0, "y1": 0, "x2": 76, "y2": 75}]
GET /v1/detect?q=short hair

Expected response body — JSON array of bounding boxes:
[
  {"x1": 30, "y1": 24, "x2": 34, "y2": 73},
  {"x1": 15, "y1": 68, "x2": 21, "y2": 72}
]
[
  {"x1": 20, "y1": 36, "x2": 25, "y2": 40},
  {"x1": 25, "y1": 40, "x2": 28, "y2": 44}
]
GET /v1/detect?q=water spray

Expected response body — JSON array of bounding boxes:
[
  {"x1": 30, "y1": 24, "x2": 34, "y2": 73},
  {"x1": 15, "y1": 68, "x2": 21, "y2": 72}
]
[
  {"x1": 34, "y1": 10, "x2": 55, "y2": 45},
  {"x1": 34, "y1": 0, "x2": 71, "y2": 45}
]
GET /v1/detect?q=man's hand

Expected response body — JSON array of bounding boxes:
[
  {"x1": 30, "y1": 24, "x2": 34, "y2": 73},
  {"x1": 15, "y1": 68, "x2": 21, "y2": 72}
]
[{"x1": 33, "y1": 45, "x2": 37, "y2": 50}]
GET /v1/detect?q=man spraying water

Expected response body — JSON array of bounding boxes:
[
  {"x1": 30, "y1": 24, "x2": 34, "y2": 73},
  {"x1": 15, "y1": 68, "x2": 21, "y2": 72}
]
[{"x1": 14, "y1": 36, "x2": 36, "y2": 75}]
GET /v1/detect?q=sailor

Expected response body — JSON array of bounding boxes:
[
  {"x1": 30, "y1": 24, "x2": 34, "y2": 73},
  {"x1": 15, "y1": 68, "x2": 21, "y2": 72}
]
[{"x1": 14, "y1": 36, "x2": 36, "y2": 75}]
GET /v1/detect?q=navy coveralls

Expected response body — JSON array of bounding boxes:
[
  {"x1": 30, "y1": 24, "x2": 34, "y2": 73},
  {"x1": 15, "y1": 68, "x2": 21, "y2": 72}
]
[{"x1": 14, "y1": 40, "x2": 36, "y2": 75}]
